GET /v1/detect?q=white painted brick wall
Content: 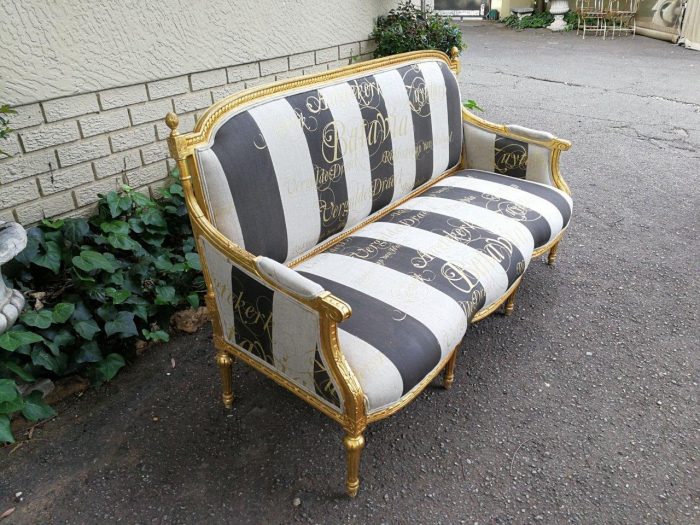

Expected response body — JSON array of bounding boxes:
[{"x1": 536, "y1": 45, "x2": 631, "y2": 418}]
[
  {"x1": 289, "y1": 52, "x2": 316, "y2": 70},
  {"x1": 20, "y1": 121, "x2": 80, "y2": 152},
  {"x1": 8, "y1": 104, "x2": 44, "y2": 129},
  {"x1": 325, "y1": 59, "x2": 352, "y2": 70},
  {"x1": 0, "y1": 179, "x2": 40, "y2": 208},
  {"x1": 259, "y1": 57, "x2": 288, "y2": 76},
  {"x1": 43, "y1": 93, "x2": 99, "y2": 122},
  {"x1": 93, "y1": 150, "x2": 142, "y2": 178},
  {"x1": 190, "y1": 69, "x2": 227, "y2": 90},
  {"x1": 38, "y1": 164, "x2": 94, "y2": 195},
  {"x1": 0, "y1": 39, "x2": 376, "y2": 224},
  {"x1": 110, "y1": 125, "x2": 156, "y2": 152},
  {"x1": 147, "y1": 76, "x2": 189, "y2": 99},
  {"x1": 79, "y1": 109, "x2": 130, "y2": 137},
  {"x1": 2, "y1": 135, "x2": 22, "y2": 156},
  {"x1": 227, "y1": 63, "x2": 260, "y2": 82},
  {"x1": 125, "y1": 161, "x2": 168, "y2": 188},
  {"x1": 339, "y1": 42, "x2": 361, "y2": 59},
  {"x1": 57, "y1": 137, "x2": 110, "y2": 167},
  {"x1": 211, "y1": 82, "x2": 245, "y2": 102},
  {"x1": 140, "y1": 141, "x2": 169, "y2": 165},
  {"x1": 100, "y1": 85, "x2": 148, "y2": 110},
  {"x1": 316, "y1": 47, "x2": 339, "y2": 64},
  {"x1": 173, "y1": 90, "x2": 213, "y2": 113},
  {"x1": 74, "y1": 176, "x2": 122, "y2": 206},
  {"x1": 245, "y1": 75, "x2": 277, "y2": 89},
  {"x1": 129, "y1": 99, "x2": 174, "y2": 125},
  {"x1": 360, "y1": 40, "x2": 377, "y2": 54},
  {"x1": 0, "y1": 149, "x2": 57, "y2": 184},
  {"x1": 16, "y1": 193, "x2": 75, "y2": 224}
]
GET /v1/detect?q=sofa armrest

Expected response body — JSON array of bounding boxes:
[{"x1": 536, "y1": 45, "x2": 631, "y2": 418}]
[
  {"x1": 255, "y1": 256, "x2": 325, "y2": 300},
  {"x1": 462, "y1": 108, "x2": 571, "y2": 195},
  {"x1": 199, "y1": 237, "x2": 359, "y2": 413}
]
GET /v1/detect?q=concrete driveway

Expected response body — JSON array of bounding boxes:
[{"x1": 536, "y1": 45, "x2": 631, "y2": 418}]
[{"x1": 1, "y1": 23, "x2": 698, "y2": 524}]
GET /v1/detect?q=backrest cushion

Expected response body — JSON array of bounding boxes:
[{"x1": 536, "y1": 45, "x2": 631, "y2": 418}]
[{"x1": 196, "y1": 59, "x2": 462, "y2": 263}]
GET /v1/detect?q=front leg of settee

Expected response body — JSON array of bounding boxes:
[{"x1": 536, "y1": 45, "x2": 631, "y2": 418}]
[{"x1": 461, "y1": 107, "x2": 572, "y2": 264}]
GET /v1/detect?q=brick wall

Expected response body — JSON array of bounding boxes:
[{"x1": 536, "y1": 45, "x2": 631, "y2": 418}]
[{"x1": 0, "y1": 39, "x2": 377, "y2": 224}]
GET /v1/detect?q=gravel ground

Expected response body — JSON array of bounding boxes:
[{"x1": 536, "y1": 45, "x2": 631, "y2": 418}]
[{"x1": 1, "y1": 23, "x2": 698, "y2": 525}]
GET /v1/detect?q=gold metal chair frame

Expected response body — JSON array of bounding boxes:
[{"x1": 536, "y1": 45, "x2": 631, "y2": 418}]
[{"x1": 165, "y1": 48, "x2": 572, "y2": 497}]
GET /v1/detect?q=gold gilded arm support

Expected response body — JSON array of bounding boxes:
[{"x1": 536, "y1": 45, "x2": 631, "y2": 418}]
[{"x1": 461, "y1": 108, "x2": 572, "y2": 196}]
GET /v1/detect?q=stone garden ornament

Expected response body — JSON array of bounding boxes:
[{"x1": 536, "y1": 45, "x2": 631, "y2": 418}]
[
  {"x1": 548, "y1": 0, "x2": 572, "y2": 31},
  {"x1": 0, "y1": 221, "x2": 27, "y2": 334}
]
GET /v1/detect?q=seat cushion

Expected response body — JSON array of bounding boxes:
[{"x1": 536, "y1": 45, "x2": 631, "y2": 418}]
[
  {"x1": 430, "y1": 169, "x2": 573, "y2": 250},
  {"x1": 294, "y1": 169, "x2": 572, "y2": 412}
]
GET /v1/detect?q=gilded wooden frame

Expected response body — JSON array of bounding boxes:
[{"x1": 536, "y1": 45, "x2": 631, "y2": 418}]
[{"x1": 165, "y1": 47, "x2": 571, "y2": 497}]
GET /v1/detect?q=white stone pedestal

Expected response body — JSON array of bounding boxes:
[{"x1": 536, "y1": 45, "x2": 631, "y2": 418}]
[
  {"x1": 0, "y1": 222, "x2": 27, "y2": 334},
  {"x1": 548, "y1": 0, "x2": 571, "y2": 31}
]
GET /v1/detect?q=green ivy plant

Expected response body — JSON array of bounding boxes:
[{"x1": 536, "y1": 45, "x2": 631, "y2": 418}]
[
  {"x1": 0, "y1": 104, "x2": 17, "y2": 157},
  {"x1": 371, "y1": 1, "x2": 464, "y2": 58},
  {"x1": 500, "y1": 11, "x2": 579, "y2": 30},
  {"x1": 0, "y1": 173, "x2": 205, "y2": 443},
  {"x1": 463, "y1": 100, "x2": 484, "y2": 112}
]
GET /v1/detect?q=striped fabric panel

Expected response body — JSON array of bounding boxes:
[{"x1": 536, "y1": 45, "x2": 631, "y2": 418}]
[
  {"x1": 464, "y1": 122, "x2": 562, "y2": 188},
  {"x1": 200, "y1": 239, "x2": 342, "y2": 410},
  {"x1": 422, "y1": 185, "x2": 553, "y2": 248},
  {"x1": 453, "y1": 170, "x2": 573, "y2": 230},
  {"x1": 398, "y1": 64, "x2": 434, "y2": 188},
  {"x1": 285, "y1": 89, "x2": 350, "y2": 243},
  {"x1": 298, "y1": 271, "x2": 444, "y2": 398},
  {"x1": 494, "y1": 135, "x2": 529, "y2": 179},
  {"x1": 198, "y1": 59, "x2": 463, "y2": 263},
  {"x1": 377, "y1": 207, "x2": 526, "y2": 291},
  {"x1": 209, "y1": 111, "x2": 288, "y2": 261},
  {"x1": 399, "y1": 196, "x2": 534, "y2": 274},
  {"x1": 348, "y1": 75, "x2": 395, "y2": 213},
  {"x1": 293, "y1": 190, "x2": 539, "y2": 407}
]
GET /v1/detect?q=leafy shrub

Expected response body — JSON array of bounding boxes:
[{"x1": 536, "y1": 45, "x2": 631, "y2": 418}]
[
  {"x1": 500, "y1": 12, "x2": 555, "y2": 29},
  {"x1": 0, "y1": 104, "x2": 16, "y2": 157},
  {"x1": 371, "y1": 1, "x2": 464, "y2": 58},
  {"x1": 564, "y1": 11, "x2": 579, "y2": 29},
  {"x1": 0, "y1": 173, "x2": 204, "y2": 443},
  {"x1": 501, "y1": 11, "x2": 579, "y2": 30}
]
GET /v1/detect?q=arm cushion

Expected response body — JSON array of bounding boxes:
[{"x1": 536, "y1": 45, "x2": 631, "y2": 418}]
[
  {"x1": 200, "y1": 238, "x2": 343, "y2": 410},
  {"x1": 255, "y1": 256, "x2": 325, "y2": 299},
  {"x1": 462, "y1": 115, "x2": 568, "y2": 191}
]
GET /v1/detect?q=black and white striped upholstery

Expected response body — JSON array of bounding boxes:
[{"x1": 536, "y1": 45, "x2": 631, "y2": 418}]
[
  {"x1": 195, "y1": 58, "x2": 573, "y2": 414},
  {"x1": 195, "y1": 59, "x2": 462, "y2": 263},
  {"x1": 295, "y1": 169, "x2": 572, "y2": 411}
]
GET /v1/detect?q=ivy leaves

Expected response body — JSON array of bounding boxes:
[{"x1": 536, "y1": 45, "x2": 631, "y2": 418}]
[
  {"x1": 0, "y1": 174, "x2": 205, "y2": 443},
  {"x1": 0, "y1": 379, "x2": 56, "y2": 443}
]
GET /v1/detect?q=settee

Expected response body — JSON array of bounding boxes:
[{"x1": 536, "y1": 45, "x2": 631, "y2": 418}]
[{"x1": 165, "y1": 48, "x2": 572, "y2": 496}]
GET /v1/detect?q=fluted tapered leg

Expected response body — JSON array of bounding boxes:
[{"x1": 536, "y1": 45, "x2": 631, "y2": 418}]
[
  {"x1": 343, "y1": 432, "x2": 365, "y2": 497},
  {"x1": 547, "y1": 242, "x2": 560, "y2": 265},
  {"x1": 504, "y1": 281, "x2": 521, "y2": 316},
  {"x1": 216, "y1": 351, "x2": 234, "y2": 409},
  {"x1": 443, "y1": 350, "x2": 458, "y2": 389}
]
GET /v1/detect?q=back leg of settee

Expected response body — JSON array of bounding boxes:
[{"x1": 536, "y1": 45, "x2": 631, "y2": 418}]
[
  {"x1": 547, "y1": 241, "x2": 560, "y2": 265},
  {"x1": 216, "y1": 351, "x2": 235, "y2": 408},
  {"x1": 443, "y1": 347, "x2": 458, "y2": 389},
  {"x1": 504, "y1": 280, "x2": 522, "y2": 316}
]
